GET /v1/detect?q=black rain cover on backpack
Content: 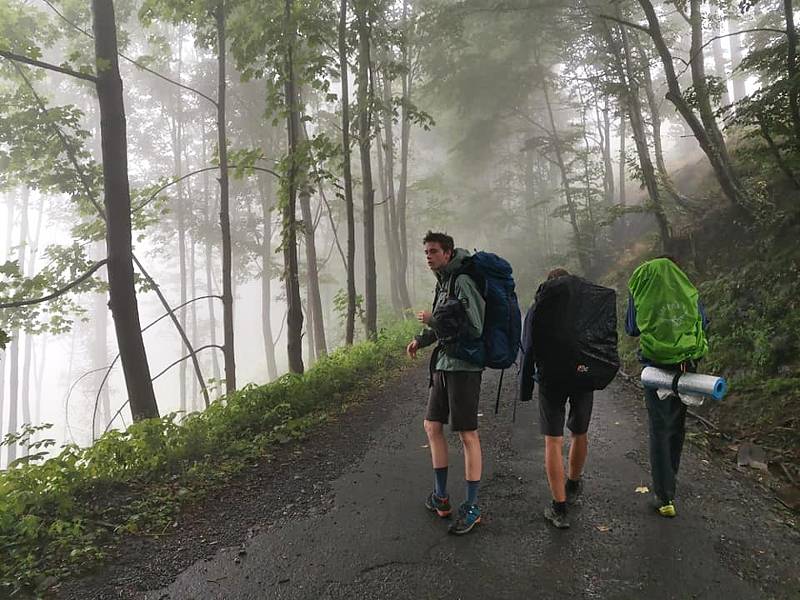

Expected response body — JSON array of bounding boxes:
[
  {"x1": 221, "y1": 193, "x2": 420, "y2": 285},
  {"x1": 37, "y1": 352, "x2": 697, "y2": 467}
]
[{"x1": 530, "y1": 275, "x2": 619, "y2": 390}]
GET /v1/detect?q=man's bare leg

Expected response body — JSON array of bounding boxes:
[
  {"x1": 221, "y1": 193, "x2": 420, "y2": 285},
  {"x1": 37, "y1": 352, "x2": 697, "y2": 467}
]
[
  {"x1": 544, "y1": 435, "x2": 566, "y2": 502},
  {"x1": 424, "y1": 419, "x2": 448, "y2": 468},
  {"x1": 568, "y1": 432, "x2": 588, "y2": 481}
]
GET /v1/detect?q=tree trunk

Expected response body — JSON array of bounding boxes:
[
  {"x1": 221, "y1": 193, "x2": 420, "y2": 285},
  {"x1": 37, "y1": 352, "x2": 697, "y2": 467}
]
[
  {"x1": 712, "y1": 6, "x2": 732, "y2": 107},
  {"x1": 20, "y1": 193, "x2": 43, "y2": 448},
  {"x1": 258, "y1": 175, "x2": 279, "y2": 380},
  {"x1": 397, "y1": 0, "x2": 412, "y2": 307},
  {"x1": 638, "y1": 0, "x2": 751, "y2": 213},
  {"x1": 8, "y1": 334, "x2": 19, "y2": 463},
  {"x1": 728, "y1": 11, "x2": 747, "y2": 103},
  {"x1": 189, "y1": 235, "x2": 199, "y2": 408},
  {"x1": 92, "y1": 239, "x2": 110, "y2": 434},
  {"x1": 636, "y1": 35, "x2": 693, "y2": 210},
  {"x1": 355, "y1": 0, "x2": 377, "y2": 338},
  {"x1": 339, "y1": 0, "x2": 357, "y2": 345},
  {"x1": 202, "y1": 126, "x2": 221, "y2": 384},
  {"x1": 619, "y1": 108, "x2": 626, "y2": 206},
  {"x1": 215, "y1": 2, "x2": 237, "y2": 393},
  {"x1": 611, "y1": 20, "x2": 671, "y2": 248},
  {"x1": 7, "y1": 188, "x2": 29, "y2": 461},
  {"x1": 172, "y1": 63, "x2": 188, "y2": 411},
  {"x1": 785, "y1": 0, "x2": 800, "y2": 144},
  {"x1": 758, "y1": 116, "x2": 800, "y2": 188},
  {"x1": 298, "y1": 121, "x2": 327, "y2": 358},
  {"x1": 380, "y1": 65, "x2": 411, "y2": 311},
  {"x1": 92, "y1": 0, "x2": 159, "y2": 421},
  {"x1": 375, "y1": 124, "x2": 402, "y2": 313},
  {"x1": 542, "y1": 78, "x2": 590, "y2": 274},
  {"x1": 284, "y1": 0, "x2": 305, "y2": 373},
  {"x1": 601, "y1": 96, "x2": 615, "y2": 205},
  {"x1": 0, "y1": 193, "x2": 14, "y2": 441}
]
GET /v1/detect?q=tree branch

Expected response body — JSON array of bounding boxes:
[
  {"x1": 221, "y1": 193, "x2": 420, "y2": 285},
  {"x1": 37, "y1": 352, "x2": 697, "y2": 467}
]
[
  {"x1": 11, "y1": 62, "x2": 108, "y2": 221},
  {"x1": 90, "y1": 293, "x2": 223, "y2": 439},
  {"x1": 0, "y1": 259, "x2": 107, "y2": 309},
  {"x1": 596, "y1": 13, "x2": 650, "y2": 35},
  {"x1": 151, "y1": 345, "x2": 225, "y2": 383},
  {"x1": 133, "y1": 165, "x2": 281, "y2": 213},
  {"x1": 36, "y1": 0, "x2": 218, "y2": 107},
  {"x1": 0, "y1": 49, "x2": 97, "y2": 82}
]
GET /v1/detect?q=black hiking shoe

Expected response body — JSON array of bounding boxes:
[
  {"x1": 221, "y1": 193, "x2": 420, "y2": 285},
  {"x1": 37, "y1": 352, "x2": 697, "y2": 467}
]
[
  {"x1": 565, "y1": 478, "x2": 583, "y2": 505},
  {"x1": 543, "y1": 503, "x2": 570, "y2": 529},
  {"x1": 425, "y1": 492, "x2": 452, "y2": 518},
  {"x1": 448, "y1": 502, "x2": 481, "y2": 535}
]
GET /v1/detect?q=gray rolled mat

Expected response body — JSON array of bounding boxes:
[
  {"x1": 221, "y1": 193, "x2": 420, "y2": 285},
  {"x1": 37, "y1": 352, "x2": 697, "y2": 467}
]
[{"x1": 641, "y1": 367, "x2": 727, "y2": 400}]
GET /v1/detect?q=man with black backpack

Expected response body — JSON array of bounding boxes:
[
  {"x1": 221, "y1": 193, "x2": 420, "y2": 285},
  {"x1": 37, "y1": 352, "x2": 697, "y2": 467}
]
[
  {"x1": 405, "y1": 231, "x2": 487, "y2": 535},
  {"x1": 519, "y1": 269, "x2": 619, "y2": 529}
]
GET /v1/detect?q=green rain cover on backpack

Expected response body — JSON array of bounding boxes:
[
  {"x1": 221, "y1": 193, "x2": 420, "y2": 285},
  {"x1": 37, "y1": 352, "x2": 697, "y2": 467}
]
[{"x1": 628, "y1": 258, "x2": 708, "y2": 365}]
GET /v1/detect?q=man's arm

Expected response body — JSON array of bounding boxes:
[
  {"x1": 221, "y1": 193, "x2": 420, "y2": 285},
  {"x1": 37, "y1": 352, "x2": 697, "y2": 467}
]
[
  {"x1": 698, "y1": 300, "x2": 710, "y2": 331},
  {"x1": 454, "y1": 274, "x2": 485, "y2": 338},
  {"x1": 518, "y1": 303, "x2": 537, "y2": 402},
  {"x1": 624, "y1": 295, "x2": 640, "y2": 337}
]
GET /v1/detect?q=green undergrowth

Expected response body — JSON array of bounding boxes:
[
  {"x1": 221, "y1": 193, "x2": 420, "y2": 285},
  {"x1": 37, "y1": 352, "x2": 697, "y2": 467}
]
[
  {"x1": 0, "y1": 320, "x2": 419, "y2": 598},
  {"x1": 697, "y1": 251, "x2": 800, "y2": 461}
]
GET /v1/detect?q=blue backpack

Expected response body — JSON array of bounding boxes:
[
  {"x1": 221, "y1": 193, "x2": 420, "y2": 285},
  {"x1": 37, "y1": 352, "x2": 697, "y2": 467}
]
[{"x1": 448, "y1": 251, "x2": 522, "y2": 370}]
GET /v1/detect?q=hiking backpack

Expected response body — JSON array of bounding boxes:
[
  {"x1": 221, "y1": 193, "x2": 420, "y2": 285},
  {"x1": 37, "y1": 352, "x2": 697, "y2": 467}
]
[
  {"x1": 447, "y1": 251, "x2": 522, "y2": 370},
  {"x1": 529, "y1": 275, "x2": 619, "y2": 391}
]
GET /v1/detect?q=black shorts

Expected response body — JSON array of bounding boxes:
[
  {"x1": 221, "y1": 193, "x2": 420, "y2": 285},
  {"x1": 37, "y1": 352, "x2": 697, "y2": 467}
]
[
  {"x1": 538, "y1": 382, "x2": 594, "y2": 437},
  {"x1": 426, "y1": 370, "x2": 482, "y2": 432}
]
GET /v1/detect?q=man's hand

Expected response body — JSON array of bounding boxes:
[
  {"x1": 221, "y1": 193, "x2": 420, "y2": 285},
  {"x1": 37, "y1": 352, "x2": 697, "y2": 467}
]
[
  {"x1": 406, "y1": 339, "x2": 420, "y2": 358},
  {"x1": 416, "y1": 310, "x2": 432, "y2": 325}
]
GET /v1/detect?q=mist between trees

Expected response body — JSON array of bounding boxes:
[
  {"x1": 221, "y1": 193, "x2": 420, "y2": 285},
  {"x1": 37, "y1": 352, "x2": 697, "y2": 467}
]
[{"x1": 1, "y1": 0, "x2": 798, "y2": 466}]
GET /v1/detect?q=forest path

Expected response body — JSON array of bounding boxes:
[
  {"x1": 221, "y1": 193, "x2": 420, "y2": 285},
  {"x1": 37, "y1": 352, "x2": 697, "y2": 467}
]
[{"x1": 61, "y1": 364, "x2": 799, "y2": 599}]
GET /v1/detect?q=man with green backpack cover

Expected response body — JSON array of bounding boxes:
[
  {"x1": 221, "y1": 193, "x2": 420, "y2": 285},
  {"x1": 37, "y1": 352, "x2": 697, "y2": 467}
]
[{"x1": 626, "y1": 256, "x2": 710, "y2": 518}]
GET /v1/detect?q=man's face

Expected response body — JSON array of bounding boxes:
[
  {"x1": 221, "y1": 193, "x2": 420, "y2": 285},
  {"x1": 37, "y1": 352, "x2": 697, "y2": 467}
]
[{"x1": 424, "y1": 242, "x2": 452, "y2": 272}]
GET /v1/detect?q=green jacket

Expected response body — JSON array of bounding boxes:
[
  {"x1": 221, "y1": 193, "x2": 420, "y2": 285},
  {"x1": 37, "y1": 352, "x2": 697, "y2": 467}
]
[
  {"x1": 628, "y1": 258, "x2": 708, "y2": 365},
  {"x1": 415, "y1": 248, "x2": 486, "y2": 372}
]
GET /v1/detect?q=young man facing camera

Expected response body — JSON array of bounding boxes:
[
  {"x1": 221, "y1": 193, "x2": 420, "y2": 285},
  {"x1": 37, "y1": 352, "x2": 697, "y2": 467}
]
[{"x1": 406, "y1": 231, "x2": 486, "y2": 535}]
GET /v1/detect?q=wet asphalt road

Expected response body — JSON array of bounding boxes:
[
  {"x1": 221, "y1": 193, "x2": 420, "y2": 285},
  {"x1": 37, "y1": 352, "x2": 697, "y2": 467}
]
[{"x1": 129, "y1": 366, "x2": 799, "y2": 599}]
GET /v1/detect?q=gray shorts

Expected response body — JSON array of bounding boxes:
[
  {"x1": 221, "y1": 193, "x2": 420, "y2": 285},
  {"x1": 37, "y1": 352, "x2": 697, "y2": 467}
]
[
  {"x1": 426, "y1": 370, "x2": 482, "y2": 431},
  {"x1": 538, "y1": 382, "x2": 594, "y2": 437}
]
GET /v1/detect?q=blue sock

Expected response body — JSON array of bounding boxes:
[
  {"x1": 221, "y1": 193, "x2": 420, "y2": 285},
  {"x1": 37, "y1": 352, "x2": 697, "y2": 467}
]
[
  {"x1": 466, "y1": 480, "x2": 480, "y2": 505},
  {"x1": 434, "y1": 467, "x2": 448, "y2": 498}
]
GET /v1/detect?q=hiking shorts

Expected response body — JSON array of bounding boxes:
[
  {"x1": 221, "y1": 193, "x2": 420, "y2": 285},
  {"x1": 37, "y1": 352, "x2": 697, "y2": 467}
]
[
  {"x1": 538, "y1": 382, "x2": 594, "y2": 437},
  {"x1": 426, "y1": 370, "x2": 482, "y2": 432}
]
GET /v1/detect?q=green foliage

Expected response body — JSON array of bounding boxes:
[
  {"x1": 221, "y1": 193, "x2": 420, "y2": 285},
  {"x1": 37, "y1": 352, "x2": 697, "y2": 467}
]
[
  {"x1": 0, "y1": 320, "x2": 418, "y2": 597},
  {"x1": 0, "y1": 243, "x2": 105, "y2": 335},
  {"x1": 699, "y1": 255, "x2": 800, "y2": 379}
]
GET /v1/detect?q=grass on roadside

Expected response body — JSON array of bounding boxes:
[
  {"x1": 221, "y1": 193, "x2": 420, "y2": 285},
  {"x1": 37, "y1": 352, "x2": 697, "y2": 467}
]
[{"x1": 0, "y1": 320, "x2": 420, "y2": 598}]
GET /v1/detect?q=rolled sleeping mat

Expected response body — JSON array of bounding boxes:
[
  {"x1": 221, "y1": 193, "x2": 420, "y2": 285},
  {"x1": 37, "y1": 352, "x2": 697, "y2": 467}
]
[{"x1": 641, "y1": 367, "x2": 728, "y2": 401}]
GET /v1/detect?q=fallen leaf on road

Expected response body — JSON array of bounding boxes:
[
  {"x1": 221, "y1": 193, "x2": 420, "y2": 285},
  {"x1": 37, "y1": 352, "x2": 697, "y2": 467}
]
[
  {"x1": 596, "y1": 524, "x2": 611, "y2": 532},
  {"x1": 635, "y1": 486, "x2": 650, "y2": 494}
]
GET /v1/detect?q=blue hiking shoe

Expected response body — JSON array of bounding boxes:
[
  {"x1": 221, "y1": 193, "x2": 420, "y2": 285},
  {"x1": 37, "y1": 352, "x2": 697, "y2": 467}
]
[
  {"x1": 448, "y1": 502, "x2": 481, "y2": 535},
  {"x1": 425, "y1": 492, "x2": 452, "y2": 518}
]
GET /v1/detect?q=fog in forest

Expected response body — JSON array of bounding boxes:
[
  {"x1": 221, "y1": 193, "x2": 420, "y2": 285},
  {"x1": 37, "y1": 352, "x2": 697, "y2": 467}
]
[{"x1": 0, "y1": 0, "x2": 781, "y2": 468}]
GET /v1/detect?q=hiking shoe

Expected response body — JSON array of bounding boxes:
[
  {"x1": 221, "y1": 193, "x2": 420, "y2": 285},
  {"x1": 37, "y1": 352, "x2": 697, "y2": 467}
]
[
  {"x1": 543, "y1": 504, "x2": 570, "y2": 529},
  {"x1": 565, "y1": 478, "x2": 583, "y2": 505},
  {"x1": 425, "y1": 492, "x2": 452, "y2": 518},
  {"x1": 654, "y1": 499, "x2": 677, "y2": 518},
  {"x1": 448, "y1": 502, "x2": 481, "y2": 535}
]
